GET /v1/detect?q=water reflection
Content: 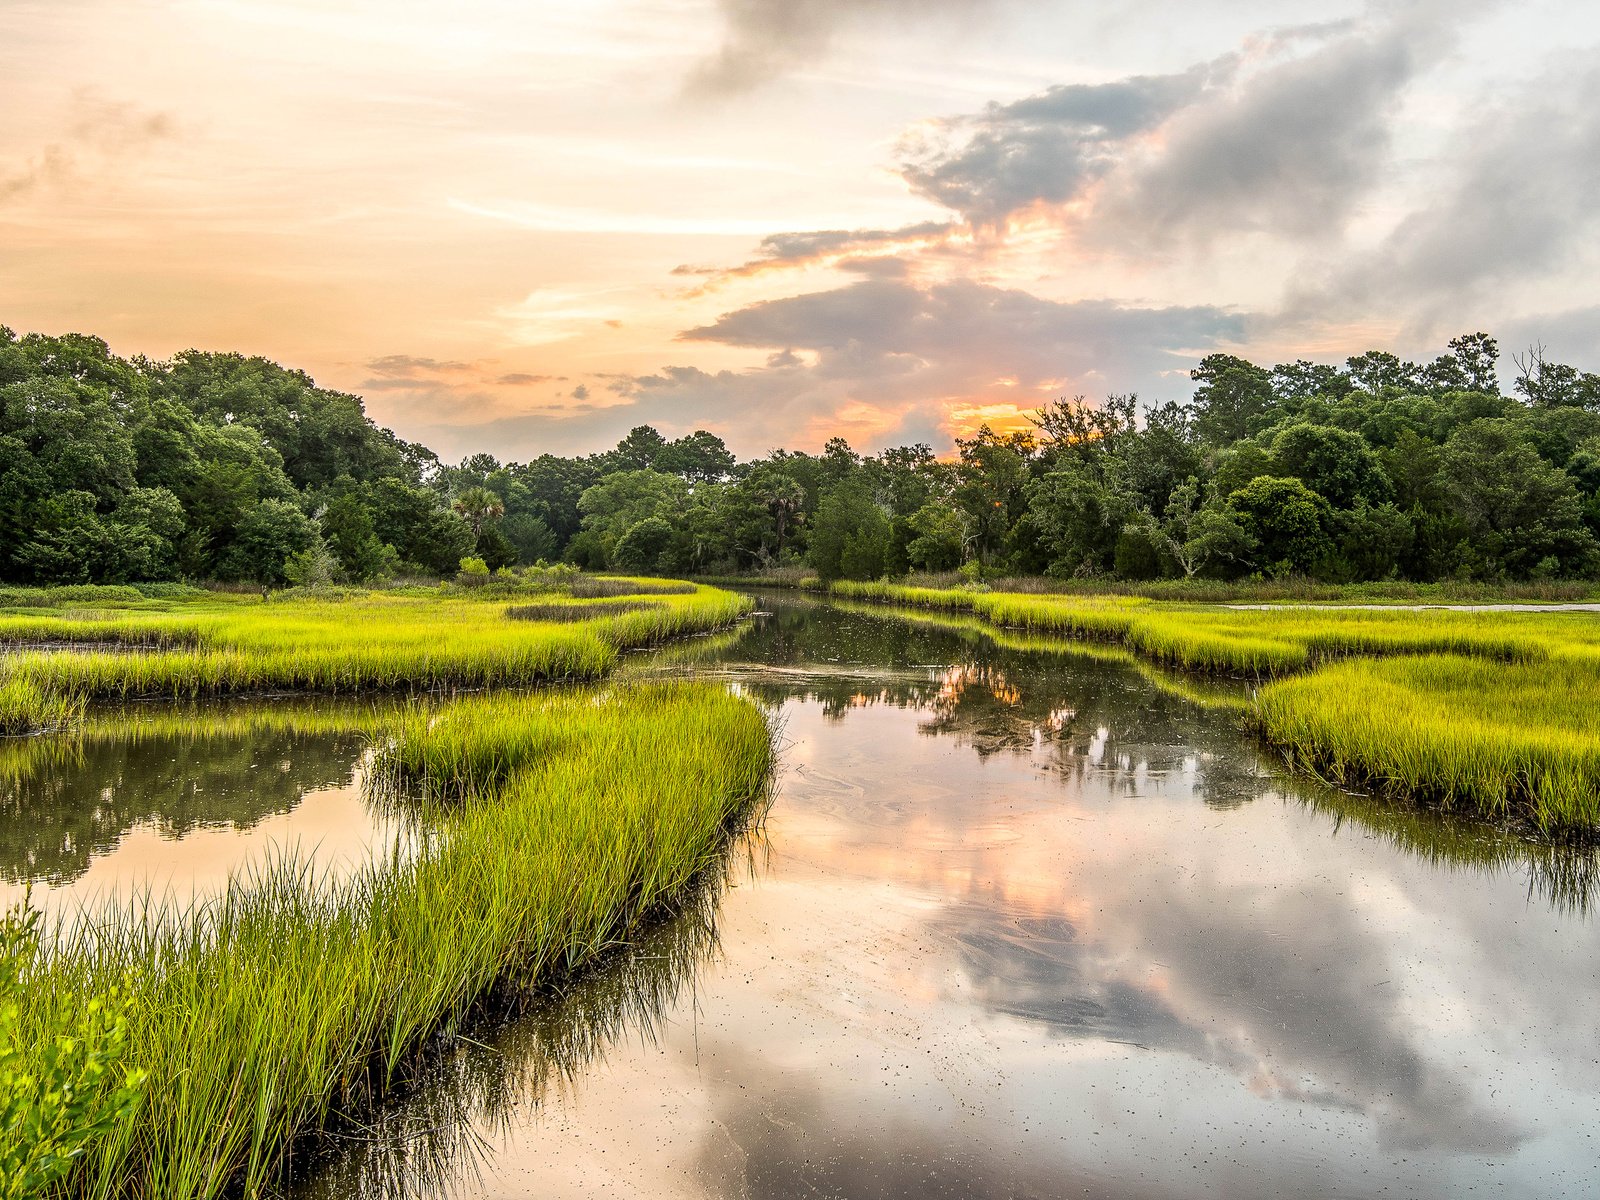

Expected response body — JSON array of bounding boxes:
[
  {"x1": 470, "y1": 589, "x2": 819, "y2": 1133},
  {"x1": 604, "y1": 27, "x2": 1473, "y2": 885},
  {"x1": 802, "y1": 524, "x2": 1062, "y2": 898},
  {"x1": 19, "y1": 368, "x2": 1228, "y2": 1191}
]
[
  {"x1": 0, "y1": 698, "x2": 408, "y2": 906},
  {"x1": 288, "y1": 596, "x2": 1598, "y2": 1198},
  {"x1": 723, "y1": 597, "x2": 1599, "y2": 905},
  {"x1": 288, "y1": 844, "x2": 753, "y2": 1200}
]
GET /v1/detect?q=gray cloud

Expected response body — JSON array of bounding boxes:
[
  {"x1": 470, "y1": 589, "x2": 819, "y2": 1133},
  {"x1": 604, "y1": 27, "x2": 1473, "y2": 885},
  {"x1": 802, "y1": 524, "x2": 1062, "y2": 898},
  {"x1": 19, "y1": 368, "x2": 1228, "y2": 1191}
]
[
  {"x1": 1100, "y1": 15, "x2": 1436, "y2": 244},
  {"x1": 893, "y1": 5, "x2": 1471, "y2": 244},
  {"x1": 361, "y1": 354, "x2": 477, "y2": 391},
  {"x1": 495, "y1": 371, "x2": 564, "y2": 386},
  {"x1": 605, "y1": 279, "x2": 1243, "y2": 453},
  {"x1": 681, "y1": 278, "x2": 1240, "y2": 378},
  {"x1": 688, "y1": 0, "x2": 999, "y2": 95},
  {"x1": 673, "y1": 221, "x2": 958, "y2": 291},
  {"x1": 1303, "y1": 55, "x2": 1600, "y2": 315},
  {"x1": 366, "y1": 354, "x2": 474, "y2": 376},
  {"x1": 897, "y1": 62, "x2": 1231, "y2": 227}
]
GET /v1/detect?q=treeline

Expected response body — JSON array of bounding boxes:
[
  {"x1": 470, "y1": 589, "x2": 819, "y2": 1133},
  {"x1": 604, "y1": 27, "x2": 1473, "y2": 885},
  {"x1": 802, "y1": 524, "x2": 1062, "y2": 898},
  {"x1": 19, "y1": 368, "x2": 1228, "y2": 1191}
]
[{"x1": 4, "y1": 324, "x2": 1600, "y2": 586}]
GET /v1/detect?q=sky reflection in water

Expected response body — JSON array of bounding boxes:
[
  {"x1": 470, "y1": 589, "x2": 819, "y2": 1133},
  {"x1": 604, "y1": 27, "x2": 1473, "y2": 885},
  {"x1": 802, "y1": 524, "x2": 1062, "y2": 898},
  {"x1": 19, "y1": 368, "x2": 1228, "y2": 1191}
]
[
  {"x1": 0, "y1": 697, "x2": 409, "y2": 913},
  {"x1": 286, "y1": 598, "x2": 1599, "y2": 1199}
]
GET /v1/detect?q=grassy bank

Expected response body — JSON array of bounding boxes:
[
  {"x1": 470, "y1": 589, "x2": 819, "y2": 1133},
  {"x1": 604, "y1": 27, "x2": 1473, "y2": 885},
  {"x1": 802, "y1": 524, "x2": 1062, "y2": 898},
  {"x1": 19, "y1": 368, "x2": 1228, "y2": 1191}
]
[
  {"x1": 828, "y1": 579, "x2": 1600, "y2": 833},
  {"x1": 828, "y1": 580, "x2": 1568, "y2": 675},
  {"x1": 1256, "y1": 656, "x2": 1600, "y2": 834},
  {"x1": 701, "y1": 569, "x2": 1600, "y2": 606},
  {"x1": 8, "y1": 681, "x2": 772, "y2": 1199},
  {"x1": 850, "y1": 573, "x2": 1600, "y2": 605},
  {"x1": 0, "y1": 583, "x2": 750, "y2": 733}
]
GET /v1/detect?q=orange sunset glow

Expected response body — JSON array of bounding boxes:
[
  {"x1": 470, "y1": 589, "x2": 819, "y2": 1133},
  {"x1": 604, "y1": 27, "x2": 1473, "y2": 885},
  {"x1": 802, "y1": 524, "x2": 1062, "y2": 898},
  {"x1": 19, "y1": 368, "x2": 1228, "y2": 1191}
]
[{"x1": 5, "y1": 0, "x2": 1597, "y2": 461}]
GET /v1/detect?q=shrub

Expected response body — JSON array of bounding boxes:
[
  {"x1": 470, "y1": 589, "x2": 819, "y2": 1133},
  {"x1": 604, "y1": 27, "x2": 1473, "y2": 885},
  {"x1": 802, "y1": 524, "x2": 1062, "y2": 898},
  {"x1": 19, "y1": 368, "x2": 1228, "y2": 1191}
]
[{"x1": 0, "y1": 904, "x2": 147, "y2": 1197}]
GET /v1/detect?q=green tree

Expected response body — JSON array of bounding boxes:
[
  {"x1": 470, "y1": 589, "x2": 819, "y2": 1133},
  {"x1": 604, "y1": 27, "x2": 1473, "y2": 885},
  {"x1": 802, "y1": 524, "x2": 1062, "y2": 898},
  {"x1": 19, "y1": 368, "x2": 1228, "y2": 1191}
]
[
  {"x1": 1439, "y1": 419, "x2": 1597, "y2": 576},
  {"x1": 450, "y1": 486, "x2": 505, "y2": 538},
  {"x1": 953, "y1": 426, "x2": 1035, "y2": 569},
  {"x1": 1266, "y1": 422, "x2": 1390, "y2": 508},
  {"x1": 1190, "y1": 355, "x2": 1275, "y2": 445},
  {"x1": 613, "y1": 516, "x2": 676, "y2": 573},
  {"x1": 809, "y1": 481, "x2": 891, "y2": 582},
  {"x1": 221, "y1": 499, "x2": 318, "y2": 584},
  {"x1": 1144, "y1": 479, "x2": 1254, "y2": 579},
  {"x1": 657, "y1": 430, "x2": 736, "y2": 482},
  {"x1": 905, "y1": 502, "x2": 967, "y2": 571},
  {"x1": 609, "y1": 425, "x2": 669, "y2": 471},
  {"x1": 1226, "y1": 476, "x2": 1334, "y2": 577}
]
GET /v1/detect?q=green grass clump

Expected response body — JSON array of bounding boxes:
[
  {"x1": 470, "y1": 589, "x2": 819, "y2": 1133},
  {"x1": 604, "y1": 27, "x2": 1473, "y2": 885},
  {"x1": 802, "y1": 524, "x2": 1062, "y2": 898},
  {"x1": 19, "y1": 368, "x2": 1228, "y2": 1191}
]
[
  {"x1": 1255, "y1": 655, "x2": 1600, "y2": 833},
  {"x1": 833, "y1": 579, "x2": 1600, "y2": 830},
  {"x1": 0, "y1": 585, "x2": 751, "y2": 731},
  {"x1": 7, "y1": 681, "x2": 772, "y2": 1199},
  {"x1": 0, "y1": 679, "x2": 86, "y2": 737},
  {"x1": 829, "y1": 580, "x2": 1559, "y2": 676}
]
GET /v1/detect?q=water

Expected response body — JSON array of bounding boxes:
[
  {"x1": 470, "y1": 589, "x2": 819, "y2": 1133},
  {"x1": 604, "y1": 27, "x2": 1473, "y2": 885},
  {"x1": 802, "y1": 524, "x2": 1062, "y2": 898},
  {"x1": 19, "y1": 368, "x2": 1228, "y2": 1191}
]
[
  {"x1": 7, "y1": 598, "x2": 1598, "y2": 1195},
  {"x1": 0, "y1": 696, "x2": 412, "y2": 914}
]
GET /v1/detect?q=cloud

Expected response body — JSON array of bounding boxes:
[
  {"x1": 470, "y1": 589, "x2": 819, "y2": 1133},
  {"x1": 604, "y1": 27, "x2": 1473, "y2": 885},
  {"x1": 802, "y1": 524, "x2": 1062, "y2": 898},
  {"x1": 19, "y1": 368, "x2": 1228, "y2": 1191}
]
[
  {"x1": 682, "y1": 5, "x2": 1470, "y2": 293},
  {"x1": 361, "y1": 354, "x2": 477, "y2": 391},
  {"x1": 896, "y1": 61, "x2": 1230, "y2": 227},
  {"x1": 495, "y1": 371, "x2": 564, "y2": 386},
  {"x1": 612, "y1": 278, "x2": 1242, "y2": 452},
  {"x1": 1299, "y1": 54, "x2": 1600, "y2": 317},
  {"x1": 688, "y1": 0, "x2": 997, "y2": 96},
  {"x1": 895, "y1": 7, "x2": 1463, "y2": 245},
  {"x1": 674, "y1": 221, "x2": 961, "y2": 291},
  {"x1": 1, "y1": 90, "x2": 176, "y2": 202}
]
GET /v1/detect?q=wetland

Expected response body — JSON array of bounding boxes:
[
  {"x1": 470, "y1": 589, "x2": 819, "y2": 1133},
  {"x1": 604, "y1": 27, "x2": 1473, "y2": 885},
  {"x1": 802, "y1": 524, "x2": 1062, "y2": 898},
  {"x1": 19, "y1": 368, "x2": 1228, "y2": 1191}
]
[{"x1": 7, "y1": 592, "x2": 1593, "y2": 1197}]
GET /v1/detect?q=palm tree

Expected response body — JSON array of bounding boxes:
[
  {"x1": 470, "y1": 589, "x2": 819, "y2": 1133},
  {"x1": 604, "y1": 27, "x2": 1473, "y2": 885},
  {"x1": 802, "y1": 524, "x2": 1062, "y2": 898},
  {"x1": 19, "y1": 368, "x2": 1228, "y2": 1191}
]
[{"x1": 451, "y1": 486, "x2": 505, "y2": 537}]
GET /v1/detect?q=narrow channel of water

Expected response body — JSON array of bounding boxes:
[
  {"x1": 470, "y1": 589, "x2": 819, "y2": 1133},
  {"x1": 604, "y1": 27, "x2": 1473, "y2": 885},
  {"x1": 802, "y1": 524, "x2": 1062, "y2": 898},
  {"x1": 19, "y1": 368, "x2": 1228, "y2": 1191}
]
[
  {"x1": 294, "y1": 597, "x2": 1598, "y2": 1198},
  {"x1": 5, "y1": 599, "x2": 1596, "y2": 1195},
  {"x1": 0, "y1": 696, "x2": 413, "y2": 915}
]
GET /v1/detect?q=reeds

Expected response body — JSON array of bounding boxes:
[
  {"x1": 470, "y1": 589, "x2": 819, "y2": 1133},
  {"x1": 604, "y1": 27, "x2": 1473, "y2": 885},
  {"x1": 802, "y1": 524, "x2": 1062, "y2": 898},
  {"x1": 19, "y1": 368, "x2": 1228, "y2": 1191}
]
[
  {"x1": 9, "y1": 682, "x2": 772, "y2": 1199},
  {"x1": 829, "y1": 580, "x2": 1558, "y2": 677},
  {"x1": 1255, "y1": 655, "x2": 1600, "y2": 833},
  {"x1": 0, "y1": 586, "x2": 752, "y2": 733},
  {"x1": 833, "y1": 580, "x2": 1600, "y2": 830}
]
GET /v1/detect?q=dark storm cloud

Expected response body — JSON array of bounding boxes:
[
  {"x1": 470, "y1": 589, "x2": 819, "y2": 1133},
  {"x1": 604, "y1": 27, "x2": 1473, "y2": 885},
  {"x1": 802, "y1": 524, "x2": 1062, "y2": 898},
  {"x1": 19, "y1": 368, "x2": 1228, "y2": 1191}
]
[{"x1": 688, "y1": 0, "x2": 999, "y2": 95}]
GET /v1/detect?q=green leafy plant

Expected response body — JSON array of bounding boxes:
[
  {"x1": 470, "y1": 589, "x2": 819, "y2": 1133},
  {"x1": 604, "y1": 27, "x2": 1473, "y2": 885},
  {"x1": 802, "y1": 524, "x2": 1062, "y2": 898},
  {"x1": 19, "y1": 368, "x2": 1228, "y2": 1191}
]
[{"x1": 0, "y1": 903, "x2": 147, "y2": 1199}]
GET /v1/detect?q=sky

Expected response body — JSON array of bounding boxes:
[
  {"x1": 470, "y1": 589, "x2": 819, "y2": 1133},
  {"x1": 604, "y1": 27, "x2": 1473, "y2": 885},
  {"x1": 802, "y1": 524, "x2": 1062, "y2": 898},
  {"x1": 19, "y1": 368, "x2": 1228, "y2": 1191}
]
[{"x1": 3, "y1": 0, "x2": 1599, "y2": 462}]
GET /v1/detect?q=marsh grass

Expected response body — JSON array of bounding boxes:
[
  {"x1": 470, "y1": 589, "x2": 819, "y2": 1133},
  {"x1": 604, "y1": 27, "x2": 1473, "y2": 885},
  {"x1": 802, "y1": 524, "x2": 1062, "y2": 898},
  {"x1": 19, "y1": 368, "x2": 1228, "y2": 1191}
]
[
  {"x1": 8, "y1": 681, "x2": 771, "y2": 1200},
  {"x1": 567, "y1": 576, "x2": 696, "y2": 598},
  {"x1": 1256, "y1": 655, "x2": 1600, "y2": 834},
  {"x1": 833, "y1": 580, "x2": 1600, "y2": 831},
  {"x1": 829, "y1": 581, "x2": 1557, "y2": 676},
  {"x1": 504, "y1": 600, "x2": 663, "y2": 622},
  {"x1": 0, "y1": 586, "x2": 751, "y2": 733},
  {"x1": 292, "y1": 864, "x2": 740, "y2": 1199}
]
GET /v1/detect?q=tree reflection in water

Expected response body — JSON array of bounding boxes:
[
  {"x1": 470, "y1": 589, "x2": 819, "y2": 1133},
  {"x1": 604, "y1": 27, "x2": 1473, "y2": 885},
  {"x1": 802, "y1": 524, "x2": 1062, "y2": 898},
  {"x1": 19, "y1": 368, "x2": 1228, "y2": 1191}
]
[{"x1": 682, "y1": 596, "x2": 1599, "y2": 913}]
